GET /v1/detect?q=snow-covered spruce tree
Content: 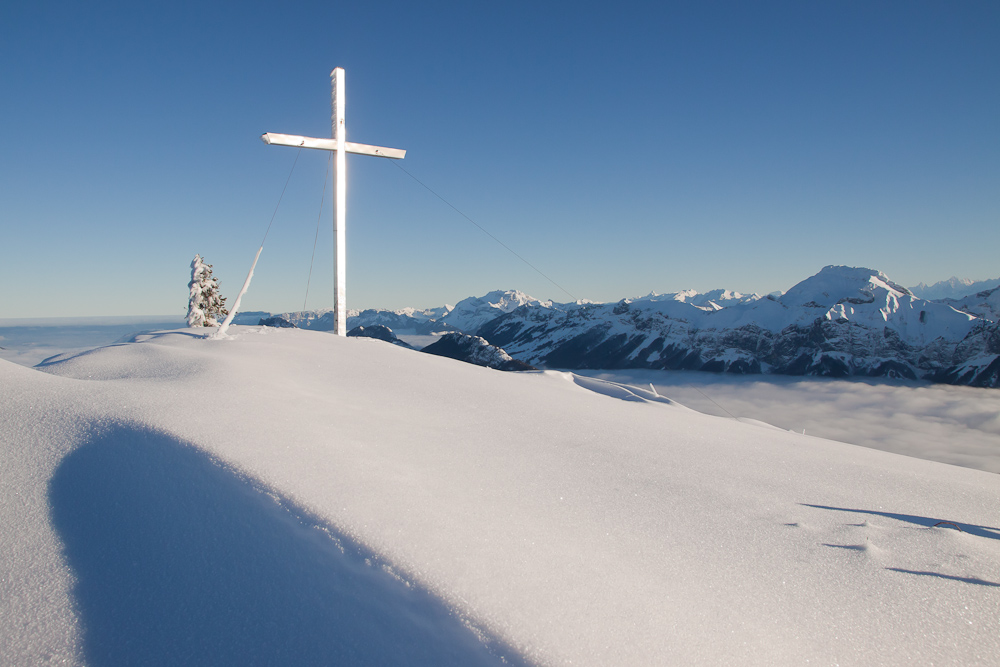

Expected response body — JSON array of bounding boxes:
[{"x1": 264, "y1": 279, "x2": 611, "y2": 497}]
[{"x1": 187, "y1": 254, "x2": 228, "y2": 327}]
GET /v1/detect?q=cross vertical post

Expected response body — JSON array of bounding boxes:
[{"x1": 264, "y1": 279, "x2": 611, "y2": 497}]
[
  {"x1": 261, "y1": 68, "x2": 406, "y2": 336},
  {"x1": 331, "y1": 68, "x2": 347, "y2": 336}
]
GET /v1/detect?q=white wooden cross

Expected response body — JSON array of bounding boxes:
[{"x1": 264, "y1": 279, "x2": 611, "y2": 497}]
[{"x1": 261, "y1": 67, "x2": 405, "y2": 336}]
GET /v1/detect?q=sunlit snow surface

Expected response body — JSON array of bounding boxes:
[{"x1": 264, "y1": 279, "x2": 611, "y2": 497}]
[{"x1": 2, "y1": 327, "x2": 999, "y2": 666}]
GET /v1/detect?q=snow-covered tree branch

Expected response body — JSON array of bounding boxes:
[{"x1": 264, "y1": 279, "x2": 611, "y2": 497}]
[{"x1": 187, "y1": 255, "x2": 228, "y2": 327}]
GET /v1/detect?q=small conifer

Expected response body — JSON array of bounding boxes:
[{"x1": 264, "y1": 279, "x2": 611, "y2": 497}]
[{"x1": 187, "y1": 255, "x2": 229, "y2": 327}]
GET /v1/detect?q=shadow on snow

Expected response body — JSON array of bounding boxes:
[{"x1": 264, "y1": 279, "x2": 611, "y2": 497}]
[
  {"x1": 49, "y1": 425, "x2": 529, "y2": 667},
  {"x1": 35, "y1": 330, "x2": 208, "y2": 367},
  {"x1": 800, "y1": 504, "x2": 1000, "y2": 542},
  {"x1": 805, "y1": 503, "x2": 1000, "y2": 588},
  {"x1": 885, "y1": 568, "x2": 1000, "y2": 588}
]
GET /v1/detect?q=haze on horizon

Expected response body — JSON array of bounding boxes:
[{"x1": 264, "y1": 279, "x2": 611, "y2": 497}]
[{"x1": 1, "y1": 1, "x2": 997, "y2": 318}]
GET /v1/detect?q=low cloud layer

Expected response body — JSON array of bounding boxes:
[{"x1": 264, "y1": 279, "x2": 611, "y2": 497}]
[{"x1": 582, "y1": 369, "x2": 1000, "y2": 474}]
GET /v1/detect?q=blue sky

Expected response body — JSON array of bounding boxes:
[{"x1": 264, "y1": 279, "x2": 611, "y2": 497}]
[{"x1": 2, "y1": 1, "x2": 997, "y2": 318}]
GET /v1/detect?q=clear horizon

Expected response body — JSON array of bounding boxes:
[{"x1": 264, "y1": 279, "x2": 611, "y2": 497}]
[
  {"x1": 1, "y1": 266, "x2": 998, "y2": 324},
  {"x1": 2, "y1": 1, "x2": 997, "y2": 318}
]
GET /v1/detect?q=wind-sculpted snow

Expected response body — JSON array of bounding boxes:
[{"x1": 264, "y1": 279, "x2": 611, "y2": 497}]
[
  {"x1": 3, "y1": 329, "x2": 999, "y2": 665},
  {"x1": 479, "y1": 266, "x2": 999, "y2": 387}
]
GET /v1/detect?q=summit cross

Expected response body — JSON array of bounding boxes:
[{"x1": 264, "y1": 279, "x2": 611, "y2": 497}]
[{"x1": 261, "y1": 67, "x2": 405, "y2": 336}]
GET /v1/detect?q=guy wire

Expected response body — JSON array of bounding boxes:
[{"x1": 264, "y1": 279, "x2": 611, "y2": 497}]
[{"x1": 385, "y1": 159, "x2": 578, "y2": 303}]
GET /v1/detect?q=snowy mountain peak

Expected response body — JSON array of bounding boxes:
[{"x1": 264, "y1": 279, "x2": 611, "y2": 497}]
[
  {"x1": 478, "y1": 289, "x2": 543, "y2": 312},
  {"x1": 914, "y1": 276, "x2": 972, "y2": 292},
  {"x1": 441, "y1": 289, "x2": 547, "y2": 334},
  {"x1": 691, "y1": 289, "x2": 762, "y2": 309},
  {"x1": 638, "y1": 289, "x2": 761, "y2": 311},
  {"x1": 909, "y1": 276, "x2": 1000, "y2": 301},
  {"x1": 476, "y1": 265, "x2": 996, "y2": 387},
  {"x1": 780, "y1": 266, "x2": 912, "y2": 308}
]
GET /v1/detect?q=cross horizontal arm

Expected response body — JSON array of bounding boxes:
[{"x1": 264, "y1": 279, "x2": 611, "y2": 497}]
[{"x1": 261, "y1": 132, "x2": 405, "y2": 159}]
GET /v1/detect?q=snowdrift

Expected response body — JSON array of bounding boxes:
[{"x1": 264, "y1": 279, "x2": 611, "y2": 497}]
[{"x1": 2, "y1": 327, "x2": 998, "y2": 666}]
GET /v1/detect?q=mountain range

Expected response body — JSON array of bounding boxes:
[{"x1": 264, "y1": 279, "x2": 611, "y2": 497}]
[
  {"x1": 908, "y1": 276, "x2": 1000, "y2": 301},
  {"x1": 235, "y1": 267, "x2": 1000, "y2": 388}
]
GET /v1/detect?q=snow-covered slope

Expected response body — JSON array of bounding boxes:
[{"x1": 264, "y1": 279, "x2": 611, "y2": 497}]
[
  {"x1": 939, "y1": 286, "x2": 1000, "y2": 323},
  {"x1": 781, "y1": 266, "x2": 913, "y2": 307},
  {"x1": 479, "y1": 266, "x2": 999, "y2": 387},
  {"x1": 3, "y1": 327, "x2": 998, "y2": 666}
]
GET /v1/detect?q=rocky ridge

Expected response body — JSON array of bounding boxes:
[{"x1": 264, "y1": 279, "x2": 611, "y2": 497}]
[
  {"x1": 421, "y1": 333, "x2": 536, "y2": 372},
  {"x1": 477, "y1": 266, "x2": 1000, "y2": 388}
]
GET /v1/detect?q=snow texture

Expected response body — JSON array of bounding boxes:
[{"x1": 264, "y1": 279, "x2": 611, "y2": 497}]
[{"x1": 2, "y1": 327, "x2": 999, "y2": 666}]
